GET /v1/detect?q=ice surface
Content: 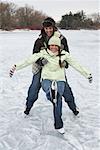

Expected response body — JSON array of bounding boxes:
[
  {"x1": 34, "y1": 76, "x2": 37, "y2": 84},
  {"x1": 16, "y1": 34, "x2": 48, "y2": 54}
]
[{"x1": 0, "y1": 29, "x2": 100, "y2": 150}]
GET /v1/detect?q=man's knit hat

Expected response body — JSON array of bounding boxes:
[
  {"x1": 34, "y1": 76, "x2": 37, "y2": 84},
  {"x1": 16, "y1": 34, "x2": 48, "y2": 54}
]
[{"x1": 42, "y1": 17, "x2": 56, "y2": 27}]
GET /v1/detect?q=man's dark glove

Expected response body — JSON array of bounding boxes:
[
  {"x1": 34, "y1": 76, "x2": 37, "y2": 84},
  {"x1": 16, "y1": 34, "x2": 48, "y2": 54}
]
[
  {"x1": 61, "y1": 60, "x2": 69, "y2": 68},
  {"x1": 32, "y1": 58, "x2": 48, "y2": 74},
  {"x1": 41, "y1": 58, "x2": 48, "y2": 66}
]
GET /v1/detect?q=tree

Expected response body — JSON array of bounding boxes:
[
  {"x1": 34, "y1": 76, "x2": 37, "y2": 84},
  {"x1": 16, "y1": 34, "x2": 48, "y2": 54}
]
[
  {"x1": 0, "y1": 2, "x2": 16, "y2": 30},
  {"x1": 13, "y1": 5, "x2": 46, "y2": 30},
  {"x1": 59, "y1": 11, "x2": 86, "y2": 29},
  {"x1": 0, "y1": 2, "x2": 47, "y2": 30},
  {"x1": 58, "y1": 10, "x2": 100, "y2": 30}
]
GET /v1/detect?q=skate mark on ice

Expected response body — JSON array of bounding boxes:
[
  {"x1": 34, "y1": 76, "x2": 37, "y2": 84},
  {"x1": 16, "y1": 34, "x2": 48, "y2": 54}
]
[{"x1": 43, "y1": 130, "x2": 85, "y2": 150}]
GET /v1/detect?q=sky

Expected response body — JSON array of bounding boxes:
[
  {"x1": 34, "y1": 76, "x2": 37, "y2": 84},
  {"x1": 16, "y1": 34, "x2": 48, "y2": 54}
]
[{"x1": 2, "y1": 0, "x2": 100, "y2": 21}]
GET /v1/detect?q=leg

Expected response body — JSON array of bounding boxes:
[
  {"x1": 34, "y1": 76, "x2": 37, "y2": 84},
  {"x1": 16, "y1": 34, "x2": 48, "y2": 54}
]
[
  {"x1": 53, "y1": 95, "x2": 63, "y2": 129},
  {"x1": 63, "y1": 81, "x2": 79, "y2": 115},
  {"x1": 24, "y1": 71, "x2": 41, "y2": 114},
  {"x1": 41, "y1": 79, "x2": 52, "y2": 100},
  {"x1": 41, "y1": 80, "x2": 65, "y2": 129},
  {"x1": 53, "y1": 81, "x2": 65, "y2": 129}
]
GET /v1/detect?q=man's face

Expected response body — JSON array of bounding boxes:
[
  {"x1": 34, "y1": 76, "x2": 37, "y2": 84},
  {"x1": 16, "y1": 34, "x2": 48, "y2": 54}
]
[{"x1": 44, "y1": 26, "x2": 54, "y2": 37}]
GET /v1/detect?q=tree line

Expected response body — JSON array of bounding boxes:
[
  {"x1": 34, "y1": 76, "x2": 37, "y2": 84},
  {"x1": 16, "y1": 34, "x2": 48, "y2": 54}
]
[
  {"x1": 58, "y1": 11, "x2": 100, "y2": 30},
  {"x1": 0, "y1": 2, "x2": 100, "y2": 30},
  {"x1": 0, "y1": 2, "x2": 47, "y2": 30}
]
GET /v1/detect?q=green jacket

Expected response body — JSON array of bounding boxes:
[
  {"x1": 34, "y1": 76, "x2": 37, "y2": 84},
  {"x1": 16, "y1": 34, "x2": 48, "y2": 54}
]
[{"x1": 16, "y1": 49, "x2": 91, "y2": 81}]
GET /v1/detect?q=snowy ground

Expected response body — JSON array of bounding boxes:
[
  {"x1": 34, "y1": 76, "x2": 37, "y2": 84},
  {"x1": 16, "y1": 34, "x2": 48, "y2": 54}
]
[{"x1": 0, "y1": 29, "x2": 100, "y2": 150}]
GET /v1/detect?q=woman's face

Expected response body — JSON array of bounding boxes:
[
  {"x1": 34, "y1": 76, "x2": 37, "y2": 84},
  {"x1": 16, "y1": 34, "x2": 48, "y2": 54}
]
[
  {"x1": 44, "y1": 26, "x2": 54, "y2": 37},
  {"x1": 49, "y1": 45, "x2": 59, "y2": 53}
]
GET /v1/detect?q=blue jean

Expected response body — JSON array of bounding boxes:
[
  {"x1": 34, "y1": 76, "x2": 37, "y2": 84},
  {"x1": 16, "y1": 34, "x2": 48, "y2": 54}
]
[
  {"x1": 26, "y1": 70, "x2": 76, "y2": 111},
  {"x1": 26, "y1": 71, "x2": 41, "y2": 108},
  {"x1": 41, "y1": 79, "x2": 65, "y2": 129},
  {"x1": 63, "y1": 82, "x2": 76, "y2": 111}
]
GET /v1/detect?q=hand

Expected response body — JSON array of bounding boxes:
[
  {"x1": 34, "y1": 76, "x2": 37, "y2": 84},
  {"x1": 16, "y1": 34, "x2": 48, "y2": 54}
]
[
  {"x1": 88, "y1": 74, "x2": 93, "y2": 83},
  {"x1": 41, "y1": 58, "x2": 48, "y2": 66},
  {"x1": 9, "y1": 65, "x2": 16, "y2": 77},
  {"x1": 61, "y1": 61, "x2": 67, "y2": 67}
]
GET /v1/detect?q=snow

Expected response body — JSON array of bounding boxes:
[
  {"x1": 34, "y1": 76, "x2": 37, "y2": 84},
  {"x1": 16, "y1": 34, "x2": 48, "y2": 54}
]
[{"x1": 0, "y1": 29, "x2": 100, "y2": 150}]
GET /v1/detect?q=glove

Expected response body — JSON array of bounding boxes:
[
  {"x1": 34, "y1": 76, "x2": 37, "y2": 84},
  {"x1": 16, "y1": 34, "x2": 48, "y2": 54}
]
[
  {"x1": 32, "y1": 63, "x2": 42, "y2": 74},
  {"x1": 41, "y1": 58, "x2": 48, "y2": 66},
  {"x1": 9, "y1": 65, "x2": 16, "y2": 77},
  {"x1": 60, "y1": 60, "x2": 67, "y2": 67},
  {"x1": 32, "y1": 58, "x2": 48, "y2": 74},
  {"x1": 88, "y1": 74, "x2": 93, "y2": 83}
]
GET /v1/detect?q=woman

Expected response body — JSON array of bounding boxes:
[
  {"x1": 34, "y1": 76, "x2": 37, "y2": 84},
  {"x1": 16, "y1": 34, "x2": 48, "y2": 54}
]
[{"x1": 9, "y1": 35, "x2": 92, "y2": 134}]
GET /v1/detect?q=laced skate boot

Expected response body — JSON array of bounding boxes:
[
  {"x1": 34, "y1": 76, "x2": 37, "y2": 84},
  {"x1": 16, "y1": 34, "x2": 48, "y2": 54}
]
[
  {"x1": 73, "y1": 108, "x2": 79, "y2": 116},
  {"x1": 24, "y1": 107, "x2": 31, "y2": 115},
  {"x1": 57, "y1": 127, "x2": 65, "y2": 134}
]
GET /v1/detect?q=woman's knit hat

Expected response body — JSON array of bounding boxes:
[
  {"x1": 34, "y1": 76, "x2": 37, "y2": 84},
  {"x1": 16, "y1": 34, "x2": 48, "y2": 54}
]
[{"x1": 48, "y1": 36, "x2": 61, "y2": 47}]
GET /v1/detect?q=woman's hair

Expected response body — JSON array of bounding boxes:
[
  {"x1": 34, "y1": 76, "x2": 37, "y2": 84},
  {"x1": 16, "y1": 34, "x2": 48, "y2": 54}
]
[{"x1": 58, "y1": 49, "x2": 63, "y2": 68}]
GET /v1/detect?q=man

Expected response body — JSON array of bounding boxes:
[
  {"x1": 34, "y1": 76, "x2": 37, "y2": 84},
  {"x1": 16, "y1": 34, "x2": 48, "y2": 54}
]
[{"x1": 24, "y1": 17, "x2": 79, "y2": 116}]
